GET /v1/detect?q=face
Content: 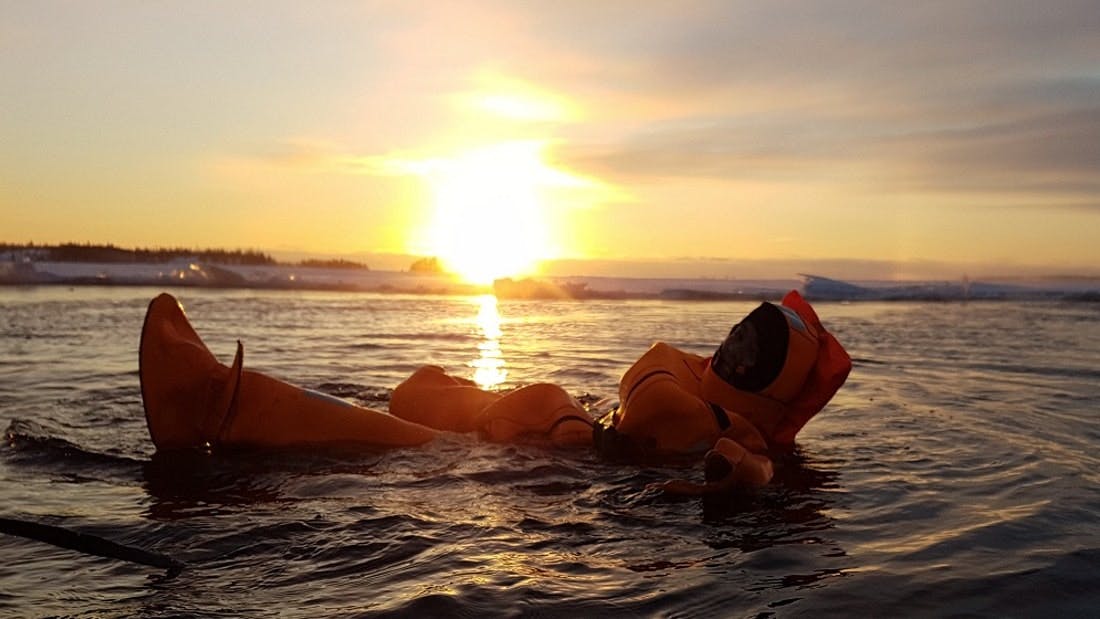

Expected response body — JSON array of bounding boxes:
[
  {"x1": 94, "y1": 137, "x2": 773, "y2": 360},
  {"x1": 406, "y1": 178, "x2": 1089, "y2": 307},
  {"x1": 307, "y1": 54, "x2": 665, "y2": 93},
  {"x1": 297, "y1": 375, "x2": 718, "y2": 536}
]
[{"x1": 722, "y1": 320, "x2": 759, "y2": 374}]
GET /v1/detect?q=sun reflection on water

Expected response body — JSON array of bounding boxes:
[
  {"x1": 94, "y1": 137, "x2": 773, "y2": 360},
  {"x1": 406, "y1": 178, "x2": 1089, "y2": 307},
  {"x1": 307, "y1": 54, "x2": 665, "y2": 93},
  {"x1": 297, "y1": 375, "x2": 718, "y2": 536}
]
[{"x1": 471, "y1": 294, "x2": 507, "y2": 389}]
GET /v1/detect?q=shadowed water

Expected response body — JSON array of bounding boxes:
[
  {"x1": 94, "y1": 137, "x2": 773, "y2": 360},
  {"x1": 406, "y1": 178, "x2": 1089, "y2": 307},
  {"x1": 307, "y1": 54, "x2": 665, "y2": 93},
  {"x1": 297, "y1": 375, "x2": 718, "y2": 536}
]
[{"x1": 1, "y1": 287, "x2": 1098, "y2": 617}]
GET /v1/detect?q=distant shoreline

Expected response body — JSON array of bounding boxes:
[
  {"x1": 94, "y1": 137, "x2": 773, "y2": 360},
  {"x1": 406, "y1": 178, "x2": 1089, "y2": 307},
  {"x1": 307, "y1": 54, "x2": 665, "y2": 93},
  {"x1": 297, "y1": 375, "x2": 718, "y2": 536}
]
[
  {"x1": 2, "y1": 260, "x2": 1099, "y2": 302},
  {"x1": 0, "y1": 242, "x2": 382, "y2": 270},
  {"x1": 6, "y1": 242, "x2": 1100, "y2": 283}
]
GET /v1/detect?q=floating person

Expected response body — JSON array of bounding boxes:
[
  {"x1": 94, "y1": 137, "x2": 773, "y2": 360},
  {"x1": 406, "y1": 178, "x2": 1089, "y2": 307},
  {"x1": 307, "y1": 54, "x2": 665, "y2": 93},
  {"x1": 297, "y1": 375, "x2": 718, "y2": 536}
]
[
  {"x1": 139, "y1": 293, "x2": 590, "y2": 453},
  {"x1": 138, "y1": 291, "x2": 850, "y2": 495},
  {"x1": 382, "y1": 291, "x2": 850, "y2": 494}
]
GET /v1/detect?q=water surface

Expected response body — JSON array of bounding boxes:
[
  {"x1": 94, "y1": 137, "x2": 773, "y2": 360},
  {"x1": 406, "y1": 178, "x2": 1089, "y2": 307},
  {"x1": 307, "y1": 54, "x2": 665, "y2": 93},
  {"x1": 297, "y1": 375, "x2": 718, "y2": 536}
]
[{"x1": 2, "y1": 287, "x2": 1098, "y2": 617}]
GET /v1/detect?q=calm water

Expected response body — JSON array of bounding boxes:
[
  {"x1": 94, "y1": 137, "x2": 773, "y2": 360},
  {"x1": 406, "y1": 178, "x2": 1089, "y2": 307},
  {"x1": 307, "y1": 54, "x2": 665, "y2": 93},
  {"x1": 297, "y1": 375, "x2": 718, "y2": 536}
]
[{"x1": 1, "y1": 287, "x2": 1098, "y2": 618}]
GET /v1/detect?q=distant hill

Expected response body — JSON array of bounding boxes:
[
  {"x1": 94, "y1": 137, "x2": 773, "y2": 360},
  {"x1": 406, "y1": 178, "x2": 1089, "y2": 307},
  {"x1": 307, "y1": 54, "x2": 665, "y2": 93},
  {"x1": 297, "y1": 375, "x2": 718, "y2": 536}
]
[
  {"x1": 296, "y1": 258, "x2": 369, "y2": 270},
  {"x1": 409, "y1": 256, "x2": 444, "y2": 274},
  {"x1": 1, "y1": 242, "x2": 278, "y2": 266}
]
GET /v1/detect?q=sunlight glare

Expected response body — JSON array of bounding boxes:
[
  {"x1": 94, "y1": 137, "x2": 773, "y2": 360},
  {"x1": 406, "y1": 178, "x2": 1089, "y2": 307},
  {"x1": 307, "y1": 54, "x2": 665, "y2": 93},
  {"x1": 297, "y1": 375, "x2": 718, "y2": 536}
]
[
  {"x1": 380, "y1": 80, "x2": 619, "y2": 283},
  {"x1": 419, "y1": 141, "x2": 583, "y2": 284},
  {"x1": 464, "y1": 73, "x2": 575, "y2": 122},
  {"x1": 471, "y1": 294, "x2": 507, "y2": 389},
  {"x1": 476, "y1": 93, "x2": 568, "y2": 122}
]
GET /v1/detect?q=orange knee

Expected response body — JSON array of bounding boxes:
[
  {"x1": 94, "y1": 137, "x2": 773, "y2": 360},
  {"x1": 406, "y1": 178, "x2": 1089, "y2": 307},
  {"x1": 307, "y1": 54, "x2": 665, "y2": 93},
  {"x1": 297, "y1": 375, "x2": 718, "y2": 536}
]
[
  {"x1": 477, "y1": 383, "x2": 592, "y2": 447},
  {"x1": 389, "y1": 366, "x2": 502, "y2": 432}
]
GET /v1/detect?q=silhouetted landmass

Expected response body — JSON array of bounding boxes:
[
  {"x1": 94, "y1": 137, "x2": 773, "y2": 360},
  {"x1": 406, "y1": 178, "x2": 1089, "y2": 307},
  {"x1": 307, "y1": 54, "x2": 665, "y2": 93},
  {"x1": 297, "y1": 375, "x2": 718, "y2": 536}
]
[
  {"x1": 1, "y1": 242, "x2": 277, "y2": 266},
  {"x1": 297, "y1": 258, "x2": 369, "y2": 270},
  {"x1": 409, "y1": 256, "x2": 444, "y2": 273}
]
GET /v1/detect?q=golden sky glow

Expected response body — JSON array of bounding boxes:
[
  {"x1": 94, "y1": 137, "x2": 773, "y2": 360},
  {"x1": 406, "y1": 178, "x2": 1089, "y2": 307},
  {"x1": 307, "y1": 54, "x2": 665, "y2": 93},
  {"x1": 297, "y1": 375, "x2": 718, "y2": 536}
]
[
  {"x1": 2, "y1": 2, "x2": 1099, "y2": 279},
  {"x1": 387, "y1": 140, "x2": 613, "y2": 283},
  {"x1": 411, "y1": 142, "x2": 561, "y2": 283}
]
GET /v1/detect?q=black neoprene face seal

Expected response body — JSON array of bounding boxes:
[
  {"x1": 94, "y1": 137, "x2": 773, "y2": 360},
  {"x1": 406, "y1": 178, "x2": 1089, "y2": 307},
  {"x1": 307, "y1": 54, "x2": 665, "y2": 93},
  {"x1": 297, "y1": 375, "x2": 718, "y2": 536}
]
[{"x1": 710, "y1": 302, "x2": 790, "y2": 393}]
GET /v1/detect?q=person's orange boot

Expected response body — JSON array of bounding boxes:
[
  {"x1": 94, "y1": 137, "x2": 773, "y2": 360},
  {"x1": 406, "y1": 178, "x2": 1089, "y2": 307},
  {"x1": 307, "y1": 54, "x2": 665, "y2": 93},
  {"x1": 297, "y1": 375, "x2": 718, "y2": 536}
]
[
  {"x1": 139, "y1": 293, "x2": 243, "y2": 451},
  {"x1": 139, "y1": 293, "x2": 435, "y2": 451}
]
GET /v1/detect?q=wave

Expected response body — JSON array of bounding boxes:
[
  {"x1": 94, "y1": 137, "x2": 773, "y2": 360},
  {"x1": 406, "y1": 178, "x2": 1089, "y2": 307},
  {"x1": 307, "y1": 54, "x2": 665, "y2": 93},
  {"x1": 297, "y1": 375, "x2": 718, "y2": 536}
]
[{"x1": 4, "y1": 418, "x2": 145, "y2": 472}]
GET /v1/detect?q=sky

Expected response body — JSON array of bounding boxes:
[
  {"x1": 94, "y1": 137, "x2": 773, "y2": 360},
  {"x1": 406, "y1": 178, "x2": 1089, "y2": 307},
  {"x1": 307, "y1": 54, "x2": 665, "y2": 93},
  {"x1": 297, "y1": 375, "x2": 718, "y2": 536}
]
[{"x1": 2, "y1": 1, "x2": 1098, "y2": 281}]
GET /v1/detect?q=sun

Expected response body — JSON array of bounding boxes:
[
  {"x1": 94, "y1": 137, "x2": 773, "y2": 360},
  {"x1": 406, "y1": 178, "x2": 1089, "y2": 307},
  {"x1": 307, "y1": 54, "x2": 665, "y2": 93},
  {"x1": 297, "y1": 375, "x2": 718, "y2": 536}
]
[
  {"x1": 416, "y1": 141, "x2": 574, "y2": 285},
  {"x1": 375, "y1": 79, "x2": 620, "y2": 283}
]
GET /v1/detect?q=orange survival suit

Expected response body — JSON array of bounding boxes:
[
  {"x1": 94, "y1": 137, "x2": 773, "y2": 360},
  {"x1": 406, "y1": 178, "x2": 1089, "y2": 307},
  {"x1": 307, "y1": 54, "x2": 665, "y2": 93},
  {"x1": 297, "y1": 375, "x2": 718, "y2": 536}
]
[
  {"x1": 593, "y1": 290, "x2": 851, "y2": 492},
  {"x1": 140, "y1": 293, "x2": 591, "y2": 452}
]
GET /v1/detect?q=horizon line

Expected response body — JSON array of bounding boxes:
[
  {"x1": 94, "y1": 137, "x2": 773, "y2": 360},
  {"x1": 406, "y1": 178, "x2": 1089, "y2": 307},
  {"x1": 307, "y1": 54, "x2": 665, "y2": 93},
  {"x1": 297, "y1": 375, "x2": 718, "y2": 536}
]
[{"x1": 3, "y1": 240, "x2": 1099, "y2": 282}]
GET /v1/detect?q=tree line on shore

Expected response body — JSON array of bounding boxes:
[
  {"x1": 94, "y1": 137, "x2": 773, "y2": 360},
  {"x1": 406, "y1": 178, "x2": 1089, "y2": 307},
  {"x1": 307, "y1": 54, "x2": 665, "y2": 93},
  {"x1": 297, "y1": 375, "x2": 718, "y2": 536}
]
[{"x1": 1, "y1": 243, "x2": 370, "y2": 270}]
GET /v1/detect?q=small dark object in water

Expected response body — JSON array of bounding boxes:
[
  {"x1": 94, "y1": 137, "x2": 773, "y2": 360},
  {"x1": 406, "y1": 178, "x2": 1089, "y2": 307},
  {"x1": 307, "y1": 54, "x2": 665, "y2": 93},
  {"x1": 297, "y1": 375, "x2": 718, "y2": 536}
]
[{"x1": 0, "y1": 517, "x2": 184, "y2": 575}]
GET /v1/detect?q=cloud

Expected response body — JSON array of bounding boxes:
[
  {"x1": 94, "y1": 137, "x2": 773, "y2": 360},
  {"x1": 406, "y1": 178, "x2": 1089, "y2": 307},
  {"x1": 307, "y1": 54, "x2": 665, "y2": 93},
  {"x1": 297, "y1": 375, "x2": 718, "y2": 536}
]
[
  {"x1": 556, "y1": 106, "x2": 1100, "y2": 208},
  {"x1": 234, "y1": 140, "x2": 403, "y2": 178},
  {"x1": 873, "y1": 106, "x2": 1100, "y2": 196},
  {"x1": 517, "y1": 2, "x2": 1100, "y2": 99},
  {"x1": 501, "y1": 1, "x2": 1100, "y2": 208},
  {"x1": 250, "y1": 140, "x2": 344, "y2": 169},
  {"x1": 553, "y1": 114, "x2": 867, "y2": 182},
  {"x1": 210, "y1": 1, "x2": 1100, "y2": 206}
]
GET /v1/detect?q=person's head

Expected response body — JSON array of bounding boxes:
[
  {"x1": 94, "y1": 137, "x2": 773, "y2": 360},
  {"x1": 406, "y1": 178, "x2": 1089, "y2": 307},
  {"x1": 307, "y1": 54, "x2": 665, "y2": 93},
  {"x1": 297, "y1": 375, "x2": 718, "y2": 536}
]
[
  {"x1": 595, "y1": 298, "x2": 829, "y2": 461},
  {"x1": 708, "y1": 301, "x2": 820, "y2": 406}
]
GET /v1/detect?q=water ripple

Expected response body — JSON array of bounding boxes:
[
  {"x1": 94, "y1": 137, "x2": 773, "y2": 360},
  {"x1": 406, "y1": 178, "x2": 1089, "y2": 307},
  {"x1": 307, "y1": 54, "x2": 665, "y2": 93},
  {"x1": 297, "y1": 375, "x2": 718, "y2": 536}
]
[{"x1": 1, "y1": 292, "x2": 1099, "y2": 617}]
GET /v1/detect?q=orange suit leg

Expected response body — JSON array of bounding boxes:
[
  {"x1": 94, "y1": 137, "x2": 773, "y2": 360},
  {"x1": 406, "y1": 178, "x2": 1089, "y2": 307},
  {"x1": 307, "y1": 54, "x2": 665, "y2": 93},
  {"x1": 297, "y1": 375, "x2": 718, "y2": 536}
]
[
  {"x1": 389, "y1": 366, "x2": 503, "y2": 433},
  {"x1": 139, "y1": 292, "x2": 435, "y2": 451},
  {"x1": 222, "y1": 370, "x2": 436, "y2": 449}
]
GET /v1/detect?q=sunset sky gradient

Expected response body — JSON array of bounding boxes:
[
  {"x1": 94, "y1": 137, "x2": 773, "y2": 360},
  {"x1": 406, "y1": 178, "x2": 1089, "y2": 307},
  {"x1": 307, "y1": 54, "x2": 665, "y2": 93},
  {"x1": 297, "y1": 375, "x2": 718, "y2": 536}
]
[{"x1": 3, "y1": 2, "x2": 1098, "y2": 279}]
